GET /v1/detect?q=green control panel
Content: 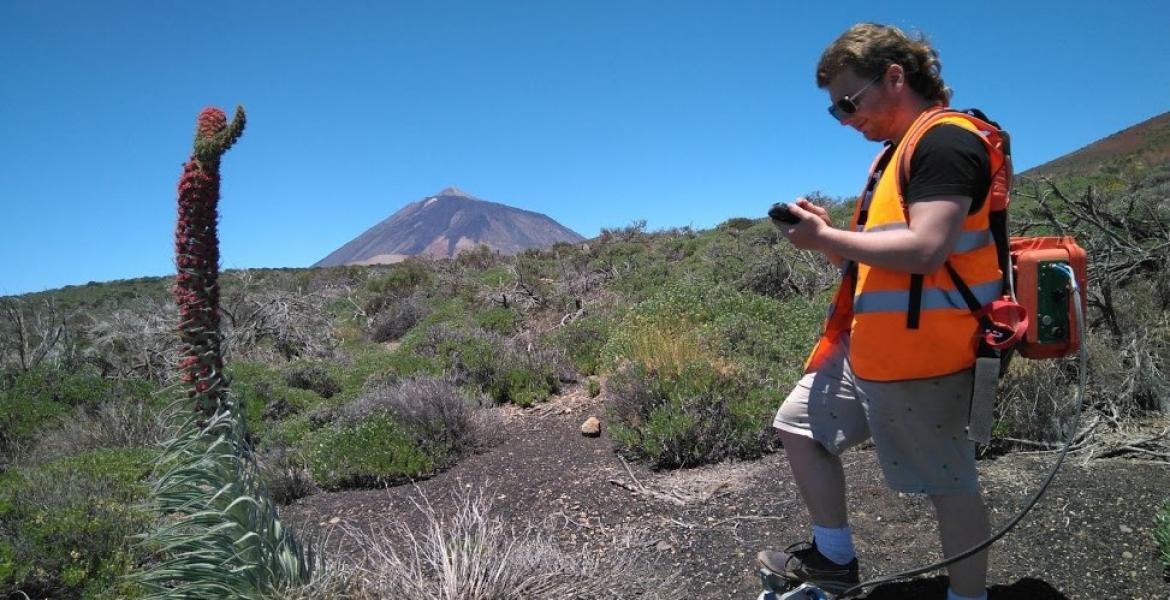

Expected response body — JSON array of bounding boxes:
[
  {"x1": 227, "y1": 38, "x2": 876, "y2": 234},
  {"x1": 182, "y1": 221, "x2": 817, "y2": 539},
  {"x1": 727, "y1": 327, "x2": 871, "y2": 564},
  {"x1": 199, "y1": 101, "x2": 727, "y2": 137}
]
[{"x1": 1036, "y1": 261, "x2": 1071, "y2": 344}]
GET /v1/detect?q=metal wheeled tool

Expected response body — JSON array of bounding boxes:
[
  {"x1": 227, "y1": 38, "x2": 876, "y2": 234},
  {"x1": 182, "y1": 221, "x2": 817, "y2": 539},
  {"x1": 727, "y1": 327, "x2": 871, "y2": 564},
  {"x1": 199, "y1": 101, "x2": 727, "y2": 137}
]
[{"x1": 757, "y1": 568, "x2": 830, "y2": 600}]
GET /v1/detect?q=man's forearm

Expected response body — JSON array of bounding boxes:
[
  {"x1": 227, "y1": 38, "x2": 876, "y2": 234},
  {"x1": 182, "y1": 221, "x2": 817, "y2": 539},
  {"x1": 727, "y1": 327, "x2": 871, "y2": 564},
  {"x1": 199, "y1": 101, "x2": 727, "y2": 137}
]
[{"x1": 819, "y1": 227, "x2": 944, "y2": 274}]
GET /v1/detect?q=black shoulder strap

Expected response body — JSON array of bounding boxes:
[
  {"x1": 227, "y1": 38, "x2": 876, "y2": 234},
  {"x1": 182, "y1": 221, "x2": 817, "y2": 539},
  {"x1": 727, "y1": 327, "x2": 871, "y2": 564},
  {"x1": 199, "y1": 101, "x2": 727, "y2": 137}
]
[{"x1": 945, "y1": 262, "x2": 997, "y2": 332}]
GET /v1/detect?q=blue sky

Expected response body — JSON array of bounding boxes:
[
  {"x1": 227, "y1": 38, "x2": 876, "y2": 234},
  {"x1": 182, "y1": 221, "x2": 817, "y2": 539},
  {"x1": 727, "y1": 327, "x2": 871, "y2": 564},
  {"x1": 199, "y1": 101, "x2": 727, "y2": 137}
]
[{"x1": 2, "y1": 1, "x2": 1168, "y2": 296}]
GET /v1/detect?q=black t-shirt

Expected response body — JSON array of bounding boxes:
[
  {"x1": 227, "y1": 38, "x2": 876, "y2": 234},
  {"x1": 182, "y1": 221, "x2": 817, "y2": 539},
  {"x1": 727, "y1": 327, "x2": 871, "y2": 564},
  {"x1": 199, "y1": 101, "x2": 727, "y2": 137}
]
[{"x1": 903, "y1": 124, "x2": 991, "y2": 214}]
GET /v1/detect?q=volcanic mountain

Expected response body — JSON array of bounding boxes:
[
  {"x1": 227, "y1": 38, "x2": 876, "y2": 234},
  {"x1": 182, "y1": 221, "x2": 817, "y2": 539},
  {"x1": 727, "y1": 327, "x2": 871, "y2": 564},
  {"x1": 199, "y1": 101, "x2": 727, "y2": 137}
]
[{"x1": 314, "y1": 187, "x2": 586, "y2": 267}]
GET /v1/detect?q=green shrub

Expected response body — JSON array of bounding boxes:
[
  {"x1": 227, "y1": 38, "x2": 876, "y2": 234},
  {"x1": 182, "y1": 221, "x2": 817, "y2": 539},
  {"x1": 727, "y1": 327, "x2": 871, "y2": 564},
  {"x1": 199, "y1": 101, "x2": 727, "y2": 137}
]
[
  {"x1": 305, "y1": 416, "x2": 433, "y2": 490},
  {"x1": 718, "y1": 217, "x2": 758, "y2": 231},
  {"x1": 283, "y1": 362, "x2": 342, "y2": 399},
  {"x1": 263, "y1": 414, "x2": 312, "y2": 450},
  {"x1": 0, "y1": 448, "x2": 154, "y2": 600},
  {"x1": 605, "y1": 361, "x2": 782, "y2": 469},
  {"x1": 1155, "y1": 497, "x2": 1170, "y2": 571},
  {"x1": 369, "y1": 294, "x2": 432, "y2": 343},
  {"x1": 228, "y1": 362, "x2": 318, "y2": 436},
  {"x1": 0, "y1": 392, "x2": 68, "y2": 465},
  {"x1": 257, "y1": 447, "x2": 318, "y2": 505},
  {"x1": 474, "y1": 306, "x2": 520, "y2": 335},
  {"x1": 3, "y1": 366, "x2": 154, "y2": 411},
  {"x1": 1, "y1": 367, "x2": 158, "y2": 465},
  {"x1": 303, "y1": 376, "x2": 490, "y2": 490},
  {"x1": 544, "y1": 314, "x2": 613, "y2": 376},
  {"x1": 410, "y1": 325, "x2": 562, "y2": 406},
  {"x1": 332, "y1": 344, "x2": 441, "y2": 404},
  {"x1": 394, "y1": 298, "x2": 470, "y2": 348},
  {"x1": 476, "y1": 265, "x2": 515, "y2": 287},
  {"x1": 31, "y1": 400, "x2": 167, "y2": 464},
  {"x1": 345, "y1": 377, "x2": 486, "y2": 462},
  {"x1": 601, "y1": 282, "x2": 822, "y2": 385},
  {"x1": 367, "y1": 261, "x2": 431, "y2": 299},
  {"x1": 586, "y1": 378, "x2": 601, "y2": 398}
]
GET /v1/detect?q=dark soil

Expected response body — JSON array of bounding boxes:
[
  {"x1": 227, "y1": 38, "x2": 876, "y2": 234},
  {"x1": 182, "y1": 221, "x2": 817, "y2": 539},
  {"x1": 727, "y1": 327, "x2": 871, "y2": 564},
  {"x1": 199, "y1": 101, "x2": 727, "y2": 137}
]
[{"x1": 283, "y1": 386, "x2": 1170, "y2": 599}]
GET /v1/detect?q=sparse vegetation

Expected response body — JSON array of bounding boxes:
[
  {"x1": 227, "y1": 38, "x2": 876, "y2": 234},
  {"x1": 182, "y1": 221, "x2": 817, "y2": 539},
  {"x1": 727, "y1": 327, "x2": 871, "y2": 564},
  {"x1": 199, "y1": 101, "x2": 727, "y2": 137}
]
[
  {"x1": 0, "y1": 448, "x2": 155, "y2": 600},
  {"x1": 276, "y1": 490, "x2": 676, "y2": 600},
  {"x1": 1, "y1": 115, "x2": 1167, "y2": 597},
  {"x1": 304, "y1": 376, "x2": 490, "y2": 490},
  {"x1": 605, "y1": 361, "x2": 783, "y2": 468}
]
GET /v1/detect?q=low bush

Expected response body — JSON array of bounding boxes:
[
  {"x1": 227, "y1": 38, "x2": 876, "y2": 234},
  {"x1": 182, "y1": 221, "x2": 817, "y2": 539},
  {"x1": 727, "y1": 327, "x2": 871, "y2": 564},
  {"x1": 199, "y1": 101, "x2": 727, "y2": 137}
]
[
  {"x1": 0, "y1": 393, "x2": 68, "y2": 468},
  {"x1": 0, "y1": 368, "x2": 157, "y2": 466},
  {"x1": 586, "y1": 378, "x2": 601, "y2": 398},
  {"x1": 257, "y1": 447, "x2": 318, "y2": 505},
  {"x1": 336, "y1": 345, "x2": 441, "y2": 402},
  {"x1": 30, "y1": 400, "x2": 167, "y2": 464},
  {"x1": 2, "y1": 366, "x2": 154, "y2": 411},
  {"x1": 1155, "y1": 496, "x2": 1170, "y2": 571},
  {"x1": 600, "y1": 282, "x2": 820, "y2": 385},
  {"x1": 544, "y1": 313, "x2": 613, "y2": 376},
  {"x1": 263, "y1": 414, "x2": 313, "y2": 450},
  {"x1": 409, "y1": 324, "x2": 563, "y2": 406},
  {"x1": 283, "y1": 362, "x2": 342, "y2": 399},
  {"x1": 474, "y1": 306, "x2": 520, "y2": 335},
  {"x1": 322, "y1": 489, "x2": 677, "y2": 600},
  {"x1": 338, "y1": 376, "x2": 488, "y2": 463},
  {"x1": 227, "y1": 362, "x2": 325, "y2": 437},
  {"x1": 476, "y1": 265, "x2": 515, "y2": 287},
  {"x1": 369, "y1": 295, "x2": 431, "y2": 343},
  {"x1": 304, "y1": 377, "x2": 491, "y2": 490},
  {"x1": 305, "y1": 416, "x2": 434, "y2": 490},
  {"x1": 0, "y1": 448, "x2": 154, "y2": 600},
  {"x1": 366, "y1": 260, "x2": 432, "y2": 300},
  {"x1": 605, "y1": 361, "x2": 782, "y2": 469}
]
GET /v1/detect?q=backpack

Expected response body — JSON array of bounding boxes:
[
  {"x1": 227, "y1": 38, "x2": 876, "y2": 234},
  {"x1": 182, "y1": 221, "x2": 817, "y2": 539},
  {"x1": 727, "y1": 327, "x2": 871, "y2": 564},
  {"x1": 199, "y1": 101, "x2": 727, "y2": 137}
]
[
  {"x1": 900, "y1": 109, "x2": 1089, "y2": 444},
  {"x1": 898, "y1": 108, "x2": 1088, "y2": 363}
]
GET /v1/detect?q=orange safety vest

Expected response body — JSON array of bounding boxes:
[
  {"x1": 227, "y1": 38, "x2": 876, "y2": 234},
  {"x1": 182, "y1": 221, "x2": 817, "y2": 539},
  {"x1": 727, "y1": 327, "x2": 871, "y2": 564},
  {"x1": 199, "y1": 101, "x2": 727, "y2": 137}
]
[{"x1": 805, "y1": 108, "x2": 1007, "y2": 382}]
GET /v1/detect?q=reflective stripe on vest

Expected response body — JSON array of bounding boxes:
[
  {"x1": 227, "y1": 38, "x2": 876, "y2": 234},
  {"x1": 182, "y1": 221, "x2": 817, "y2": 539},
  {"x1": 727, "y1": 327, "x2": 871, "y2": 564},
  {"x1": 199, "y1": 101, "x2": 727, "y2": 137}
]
[{"x1": 854, "y1": 279, "x2": 1001, "y2": 314}]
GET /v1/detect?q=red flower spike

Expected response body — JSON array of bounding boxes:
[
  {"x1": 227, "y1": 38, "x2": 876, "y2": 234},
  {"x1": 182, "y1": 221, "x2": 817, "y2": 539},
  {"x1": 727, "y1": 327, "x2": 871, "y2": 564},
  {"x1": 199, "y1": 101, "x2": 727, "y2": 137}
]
[{"x1": 172, "y1": 105, "x2": 244, "y2": 419}]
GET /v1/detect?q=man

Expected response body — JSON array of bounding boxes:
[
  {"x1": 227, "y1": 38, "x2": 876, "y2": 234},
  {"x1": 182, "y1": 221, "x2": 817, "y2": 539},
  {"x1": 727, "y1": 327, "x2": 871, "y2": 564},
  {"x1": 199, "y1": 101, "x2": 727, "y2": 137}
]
[{"x1": 760, "y1": 23, "x2": 1000, "y2": 600}]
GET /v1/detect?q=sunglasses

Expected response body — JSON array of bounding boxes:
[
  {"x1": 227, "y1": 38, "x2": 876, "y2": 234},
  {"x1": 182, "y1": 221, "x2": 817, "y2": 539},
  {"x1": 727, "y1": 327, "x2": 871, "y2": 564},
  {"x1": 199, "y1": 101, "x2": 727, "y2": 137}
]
[{"x1": 828, "y1": 76, "x2": 881, "y2": 121}]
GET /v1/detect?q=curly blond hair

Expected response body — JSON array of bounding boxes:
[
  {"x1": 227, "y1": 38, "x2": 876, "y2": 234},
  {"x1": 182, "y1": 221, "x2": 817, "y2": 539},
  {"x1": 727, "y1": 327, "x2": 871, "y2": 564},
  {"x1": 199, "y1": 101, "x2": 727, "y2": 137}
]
[{"x1": 816, "y1": 23, "x2": 951, "y2": 105}]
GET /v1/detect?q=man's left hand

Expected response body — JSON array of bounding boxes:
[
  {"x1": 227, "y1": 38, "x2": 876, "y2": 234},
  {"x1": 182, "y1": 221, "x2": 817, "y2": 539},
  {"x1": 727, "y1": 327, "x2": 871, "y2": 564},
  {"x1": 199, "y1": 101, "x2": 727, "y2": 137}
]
[{"x1": 778, "y1": 202, "x2": 830, "y2": 251}]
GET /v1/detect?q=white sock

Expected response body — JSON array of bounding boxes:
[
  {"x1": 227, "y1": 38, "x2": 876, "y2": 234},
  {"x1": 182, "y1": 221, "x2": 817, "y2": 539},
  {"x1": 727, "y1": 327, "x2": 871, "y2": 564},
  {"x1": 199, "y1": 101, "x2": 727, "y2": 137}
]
[
  {"x1": 947, "y1": 589, "x2": 987, "y2": 600},
  {"x1": 811, "y1": 524, "x2": 855, "y2": 566}
]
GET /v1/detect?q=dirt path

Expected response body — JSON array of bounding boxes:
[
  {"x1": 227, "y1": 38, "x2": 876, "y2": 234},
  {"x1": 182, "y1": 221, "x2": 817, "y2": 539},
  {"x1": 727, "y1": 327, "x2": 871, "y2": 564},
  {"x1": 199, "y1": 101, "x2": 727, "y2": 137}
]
[{"x1": 283, "y1": 387, "x2": 1170, "y2": 599}]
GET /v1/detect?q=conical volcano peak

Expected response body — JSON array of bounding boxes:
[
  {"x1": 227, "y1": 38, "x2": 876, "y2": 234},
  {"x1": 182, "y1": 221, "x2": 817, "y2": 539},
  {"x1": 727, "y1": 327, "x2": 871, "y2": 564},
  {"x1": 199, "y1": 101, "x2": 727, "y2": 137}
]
[
  {"x1": 435, "y1": 186, "x2": 471, "y2": 198},
  {"x1": 314, "y1": 189, "x2": 585, "y2": 267}
]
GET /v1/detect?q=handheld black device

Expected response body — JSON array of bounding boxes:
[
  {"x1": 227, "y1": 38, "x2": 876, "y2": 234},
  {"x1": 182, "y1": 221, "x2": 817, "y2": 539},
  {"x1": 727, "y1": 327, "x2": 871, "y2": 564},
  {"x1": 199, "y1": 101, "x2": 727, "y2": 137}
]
[{"x1": 768, "y1": 202, "x2": 800, "y2": 224}]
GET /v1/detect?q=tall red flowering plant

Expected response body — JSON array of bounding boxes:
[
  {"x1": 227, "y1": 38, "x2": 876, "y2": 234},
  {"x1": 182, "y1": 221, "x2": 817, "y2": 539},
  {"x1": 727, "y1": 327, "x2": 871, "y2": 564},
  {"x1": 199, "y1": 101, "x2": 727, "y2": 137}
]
[
  {"x1": 138, "y1": 106, "x2": 312, "y2": 597},
  {"x1": 174, "y1": 106, "x2": 244, "y2": 417}
]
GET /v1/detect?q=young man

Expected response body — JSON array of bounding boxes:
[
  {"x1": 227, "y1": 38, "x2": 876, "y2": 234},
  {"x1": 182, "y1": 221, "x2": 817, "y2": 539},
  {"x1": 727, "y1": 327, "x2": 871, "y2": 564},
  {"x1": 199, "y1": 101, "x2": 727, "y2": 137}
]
[{"x1": 760, "y1": 23, "x2": 999, "y2": 600}]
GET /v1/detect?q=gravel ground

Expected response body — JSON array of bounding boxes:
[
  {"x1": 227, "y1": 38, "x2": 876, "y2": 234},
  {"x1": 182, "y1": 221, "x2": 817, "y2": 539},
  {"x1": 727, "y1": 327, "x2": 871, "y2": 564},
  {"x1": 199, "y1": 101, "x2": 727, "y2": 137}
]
[{"x1": 283, "y1": 387, "x2": 1170, "y2": 599}]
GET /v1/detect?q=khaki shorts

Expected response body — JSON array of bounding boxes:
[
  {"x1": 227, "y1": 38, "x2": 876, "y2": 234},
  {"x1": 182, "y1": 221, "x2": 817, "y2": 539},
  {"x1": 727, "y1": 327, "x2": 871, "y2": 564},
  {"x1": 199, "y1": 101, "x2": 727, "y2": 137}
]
[{"x1": 773, "y1": 339, "x2": 979, "y2": 495}]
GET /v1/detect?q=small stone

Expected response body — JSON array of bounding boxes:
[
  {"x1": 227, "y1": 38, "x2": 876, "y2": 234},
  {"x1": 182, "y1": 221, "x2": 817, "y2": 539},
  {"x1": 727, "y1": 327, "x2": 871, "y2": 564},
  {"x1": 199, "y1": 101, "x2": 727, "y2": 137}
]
[
  {"x1": 655, "y1": 540, "x2": 673, "y2": 552},
  {"x1": 580, "y1": 416, "x2": 602, "y2": 437},
  {"x1": 328, "y1": 517, "x2": 341, "y2": 524},
  {"x1": 1121, "y1": 551, "x2": 1133, "y2": 559},
  {"x1": 1119, "y1": 524, "x2": 1133, "y2": 533}
]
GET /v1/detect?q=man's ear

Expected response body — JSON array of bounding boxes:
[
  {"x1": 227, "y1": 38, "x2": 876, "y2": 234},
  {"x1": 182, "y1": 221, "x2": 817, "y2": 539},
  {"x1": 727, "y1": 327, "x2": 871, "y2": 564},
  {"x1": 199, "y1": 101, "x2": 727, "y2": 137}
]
[{"x1": 885, "y1": 63, "x2": 906, "y2": 87}]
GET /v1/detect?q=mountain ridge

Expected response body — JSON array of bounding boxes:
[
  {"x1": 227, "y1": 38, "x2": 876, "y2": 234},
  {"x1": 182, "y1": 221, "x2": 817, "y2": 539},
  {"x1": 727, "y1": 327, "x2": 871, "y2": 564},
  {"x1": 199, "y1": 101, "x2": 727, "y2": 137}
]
[
  {"x1": 1020, "y1": 110, "x2": 1170, "y2": 179},
  {"x1": 314, "y1": 188, "x2": 585, "y2": 267}
]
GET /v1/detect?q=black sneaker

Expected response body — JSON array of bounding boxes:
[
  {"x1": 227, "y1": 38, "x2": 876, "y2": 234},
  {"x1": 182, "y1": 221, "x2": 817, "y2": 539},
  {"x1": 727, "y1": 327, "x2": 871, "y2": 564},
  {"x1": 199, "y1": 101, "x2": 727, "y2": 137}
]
[{"x1": 756, "y1": 541, "x2": 860, "y2": 595}]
